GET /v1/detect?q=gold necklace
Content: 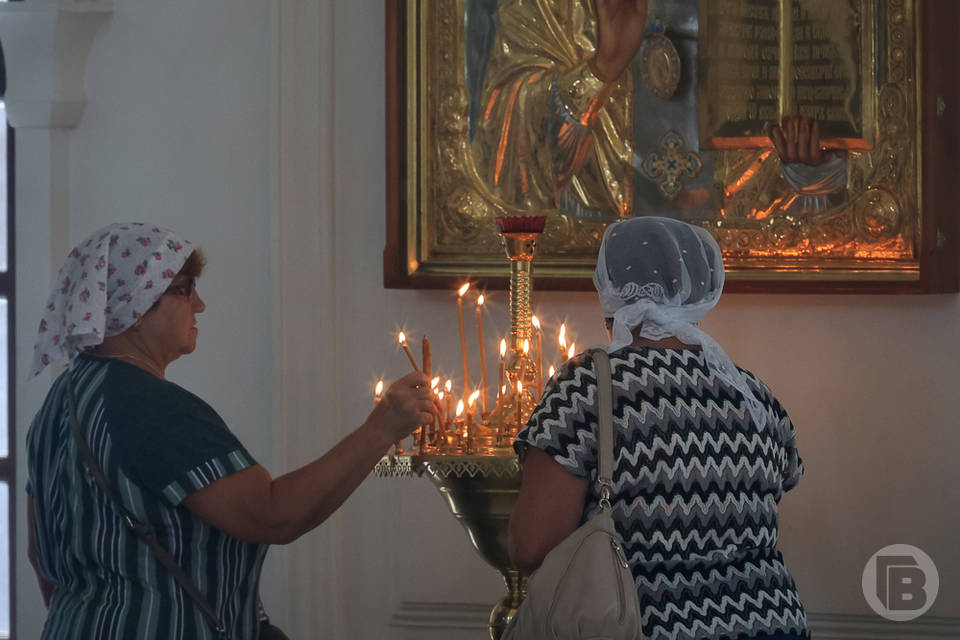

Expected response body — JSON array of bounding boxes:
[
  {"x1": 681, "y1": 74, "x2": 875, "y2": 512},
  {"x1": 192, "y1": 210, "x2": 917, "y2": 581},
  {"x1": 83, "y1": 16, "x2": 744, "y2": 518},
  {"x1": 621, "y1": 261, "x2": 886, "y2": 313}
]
[{"x1": 104, "y1": 352, "x2": 164, "y2": 378}]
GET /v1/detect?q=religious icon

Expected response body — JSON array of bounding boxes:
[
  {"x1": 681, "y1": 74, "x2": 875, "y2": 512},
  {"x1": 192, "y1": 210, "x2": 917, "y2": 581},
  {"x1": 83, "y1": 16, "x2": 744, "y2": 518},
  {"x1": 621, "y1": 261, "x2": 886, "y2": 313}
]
[
  {"x1": 469, "y1": 0, "x2": 867, "y2": 232},
  {"x1": 385, "y1": 0, "x2": 952, "y2": 291}
]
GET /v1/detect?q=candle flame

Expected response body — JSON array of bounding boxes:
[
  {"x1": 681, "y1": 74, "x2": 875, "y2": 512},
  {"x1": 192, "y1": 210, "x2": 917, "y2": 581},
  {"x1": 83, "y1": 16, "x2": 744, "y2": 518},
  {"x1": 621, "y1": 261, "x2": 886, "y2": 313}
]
[
  {"x1": 375, "y1": 380, "x2": 384, "y2": 396},
  {"x1": 458, "y1": 283, "x2": 470, "y2": 297},
  {"x1": 522, "y1": 339, "x2": 530, "y2": 354},
  {"x1": 456, "y1": 400, "x2": 465, "y2": 417},
  {"x1": 517, "y1": 381, "x2": 523, "y2": 393},
  {"x1": 468, "y1": 390, "x2": 480, "y2": 406},
  {"x1": 438, "y1": 391, "x2": 444, "y2": 401},
  {"x1": 477, "y1": 294, "x2": 485, "y2": 306},
  {"x1": 431, "y1": 376, "x2": 440, "y2": 389},
  {"x1": 445, "y1": 379, "x2": 453, "y2": 392},
  {"x1": 398, "y1": 331, "x2": 407, "y2": 344},
  {"x1": 559, "y1": 334, "x2": 567, "y2": 349},
  {"x1": 499, "y1": 338, "x2": 507, "y2": 358},
  {"x1": 548, "y1": 366, "x2": 555, "y2": 377},
  {"x1": 568, "y1": 343, "x2": 576, "y2": 359},
  {"x1": 559, "y1": 323, "x2": 566, "y2": 338},
  {"x1": 501, "y1": 384, "x2": 507, "y2": 395},
  {"x1": 531, "y1": 315, "x2": 541, "y2": 330}
]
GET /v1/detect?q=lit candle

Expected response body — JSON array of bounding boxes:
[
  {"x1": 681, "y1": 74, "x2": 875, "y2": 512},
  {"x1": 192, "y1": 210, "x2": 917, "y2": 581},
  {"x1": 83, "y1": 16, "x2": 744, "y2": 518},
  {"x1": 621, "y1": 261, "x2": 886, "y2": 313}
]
[
  {"x1": 445, "y1": 380, "x2": 454, "y2": 428},
  {"x1": 476, "y1": 295, "x2": 488, "y2": 415},
  {"x1": 422, "y1": 336, "x2": 432, "y2": 376},
  {"x1": 456, "y1": 400, "x2": 466, "y2": 446},
  {"x1": 558, "y1": 324, "x2": 567, "y2": 368},
  {"x1": 418, "y1": 415, "x2": 427, "y2": 455},
  {"x1": 469, "y1": 389, "x2": 480, "y2": 424},
  {"x1": 548, "y1": 365, "x2": 555, "y2": 378},
  {"x1": 497, "y1": 339, "x2": 506, "y2": 401},
  {"x1": 430, "y1": 376, "x2": 442, "y2": 447},
  {"x1": 516, "y1": 381, "x2": 523, "y2": 430},
  {"x1": 568, "y1": 342, "x2": 576, "y2": 360},
  {"x1": 377, "y1": 379, "x2": 397, "y2": 452},
  {"x1": 457, "y1": 283, "x2": 471, "y2": 400},
  {"x1": 398, "y1": 332, "x2": 420, "y2": 372},
  {"x1": 438, "y1": 390, "x2": 446, "y2": 423},
  {"x1": 518, "y1": 339, "x2": 529, "y2": 387},
  {"x1": 532, "y1": 315, "x2": 543, "y2": 393}
]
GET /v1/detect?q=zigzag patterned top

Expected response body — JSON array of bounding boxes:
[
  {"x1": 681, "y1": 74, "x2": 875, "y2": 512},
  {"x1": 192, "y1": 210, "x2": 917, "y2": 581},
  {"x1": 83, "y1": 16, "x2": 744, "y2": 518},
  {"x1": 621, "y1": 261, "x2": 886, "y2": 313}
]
[{"x1": 515, "y1": 347, "x2": 809, "y2": 640}]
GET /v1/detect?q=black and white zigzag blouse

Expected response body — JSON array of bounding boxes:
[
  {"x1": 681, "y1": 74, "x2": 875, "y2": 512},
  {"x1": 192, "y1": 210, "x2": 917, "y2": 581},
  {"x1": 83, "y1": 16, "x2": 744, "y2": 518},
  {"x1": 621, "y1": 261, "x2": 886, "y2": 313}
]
[{"x1": 515, "y1": 347, "x2": 809, "y2": 640}]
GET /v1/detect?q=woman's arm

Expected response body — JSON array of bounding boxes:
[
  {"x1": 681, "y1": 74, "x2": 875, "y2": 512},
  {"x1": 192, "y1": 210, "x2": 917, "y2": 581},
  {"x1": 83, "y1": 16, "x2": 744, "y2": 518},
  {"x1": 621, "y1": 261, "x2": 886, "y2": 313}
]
[
  {"x1": 27, "y1": 496, "x2": 54, "y2": 607},
  {"x1": 508, "y1": 447, "x2": 589, "y2": 574},
  {"x1": 182, "y1": 372, "x2": 439, "y2": 545}
]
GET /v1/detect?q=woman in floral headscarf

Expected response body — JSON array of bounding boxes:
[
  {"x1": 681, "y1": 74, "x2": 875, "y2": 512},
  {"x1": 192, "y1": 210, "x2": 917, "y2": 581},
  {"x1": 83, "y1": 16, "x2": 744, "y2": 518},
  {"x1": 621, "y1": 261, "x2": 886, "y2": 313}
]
[
  {"x1": 509, "y1": 217, "x2": 809, "y2": 640},
  {"x1": 26, "y1": 223, "x2": 440, "y2": 640}
]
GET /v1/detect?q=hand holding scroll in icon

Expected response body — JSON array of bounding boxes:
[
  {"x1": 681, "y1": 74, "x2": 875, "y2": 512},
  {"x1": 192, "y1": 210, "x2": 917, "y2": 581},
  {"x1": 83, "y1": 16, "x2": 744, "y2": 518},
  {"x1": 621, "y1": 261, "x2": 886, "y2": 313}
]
[{"x1": 768, "y1": 116, "x2": 844, "y2": 167}]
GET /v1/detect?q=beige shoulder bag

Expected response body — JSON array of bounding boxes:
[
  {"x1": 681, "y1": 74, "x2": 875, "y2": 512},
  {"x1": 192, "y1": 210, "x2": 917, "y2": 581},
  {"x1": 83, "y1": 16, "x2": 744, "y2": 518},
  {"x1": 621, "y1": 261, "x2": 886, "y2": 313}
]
[{"x1": 503, "y1": 348, "x2": 642, "y2": 640}]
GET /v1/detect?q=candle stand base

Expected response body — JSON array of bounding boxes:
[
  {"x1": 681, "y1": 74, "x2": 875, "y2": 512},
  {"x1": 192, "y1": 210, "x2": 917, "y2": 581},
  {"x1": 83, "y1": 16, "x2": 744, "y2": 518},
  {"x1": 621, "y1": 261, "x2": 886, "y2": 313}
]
[{"x1": 375, "y1": 454, "x2": 526, "y2": 640}]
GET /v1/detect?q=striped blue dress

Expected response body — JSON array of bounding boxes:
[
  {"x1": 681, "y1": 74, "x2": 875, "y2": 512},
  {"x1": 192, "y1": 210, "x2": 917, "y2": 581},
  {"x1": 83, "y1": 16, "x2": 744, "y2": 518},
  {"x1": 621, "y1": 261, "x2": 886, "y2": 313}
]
[
  {"x1": 515, "y1": 347, "x2": 809, "y2": 640},
  {"x1": 26, "y1": 354, "x2": 266, "y2": 639}
]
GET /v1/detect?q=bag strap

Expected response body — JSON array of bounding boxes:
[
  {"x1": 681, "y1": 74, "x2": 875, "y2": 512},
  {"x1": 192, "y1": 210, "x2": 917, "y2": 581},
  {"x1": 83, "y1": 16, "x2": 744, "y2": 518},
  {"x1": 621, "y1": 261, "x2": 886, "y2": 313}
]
[
  {"x1": 65, "y1": 364, "x2": 228, "y2": 640},
  {"x1": 588, "y1": 348, "x2": 615, "y2": 509}
]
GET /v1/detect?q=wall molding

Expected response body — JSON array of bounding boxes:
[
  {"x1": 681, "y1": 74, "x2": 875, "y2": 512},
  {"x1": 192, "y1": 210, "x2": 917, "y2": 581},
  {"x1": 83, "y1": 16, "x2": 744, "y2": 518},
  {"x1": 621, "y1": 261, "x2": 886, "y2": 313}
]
[
  {"x1": 0, "y1": 0, "x2": 113, "y2": 128},
  {"x1": 806, "y1": 612, "x2": 960, "y2": 640},
  {"x1": 389, "y1": 601, "x2": 960, "y2": 639},
  {"x1": 273, "y1": 0, "x2": 339, "y2": 637}
]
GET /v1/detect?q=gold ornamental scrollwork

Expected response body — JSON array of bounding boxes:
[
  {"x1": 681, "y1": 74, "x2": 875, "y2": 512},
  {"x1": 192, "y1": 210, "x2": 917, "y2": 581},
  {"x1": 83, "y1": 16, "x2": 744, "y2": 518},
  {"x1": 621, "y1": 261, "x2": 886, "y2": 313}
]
[
  {"x1": 422, "y1": 455, "x2": 522, "y2": 480},
  {"x1": 710, "y1": 0, "x2": 918, "y2": 263},
  {"x1": 374, "y1": 455, "x2": 521, "y2": 480}
]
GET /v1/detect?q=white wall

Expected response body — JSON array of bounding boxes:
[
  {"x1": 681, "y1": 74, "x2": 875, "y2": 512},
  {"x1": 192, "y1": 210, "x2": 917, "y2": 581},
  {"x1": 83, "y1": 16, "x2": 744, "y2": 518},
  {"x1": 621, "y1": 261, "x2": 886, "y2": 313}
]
[{"x1": 11, "y1": 0, "x2": 960, "y2": 638}]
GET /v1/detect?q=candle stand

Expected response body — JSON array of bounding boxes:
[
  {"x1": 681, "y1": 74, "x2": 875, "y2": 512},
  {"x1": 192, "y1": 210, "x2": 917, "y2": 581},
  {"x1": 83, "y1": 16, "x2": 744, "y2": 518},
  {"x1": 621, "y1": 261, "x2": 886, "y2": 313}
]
[{"x1": 375, "y1": 216, "x2": 547, "y2": 640}]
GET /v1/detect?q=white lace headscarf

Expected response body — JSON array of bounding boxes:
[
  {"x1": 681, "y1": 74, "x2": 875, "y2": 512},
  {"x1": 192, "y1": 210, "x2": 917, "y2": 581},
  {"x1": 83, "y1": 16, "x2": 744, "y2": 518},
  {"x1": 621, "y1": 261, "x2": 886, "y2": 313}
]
[
  {"x1": 31, "y1": 222, "x2": 194, "y2": 377},
  {"x1": 593, "y1": 216, "x2": 766, "y2": 429}
]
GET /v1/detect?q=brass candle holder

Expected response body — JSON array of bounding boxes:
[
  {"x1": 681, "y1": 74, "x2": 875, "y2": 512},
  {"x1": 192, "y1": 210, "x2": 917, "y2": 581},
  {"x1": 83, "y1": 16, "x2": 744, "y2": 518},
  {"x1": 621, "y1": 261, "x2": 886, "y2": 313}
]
[{"x1": 376, "y1": 216, "x2": 547, "y2": 640}]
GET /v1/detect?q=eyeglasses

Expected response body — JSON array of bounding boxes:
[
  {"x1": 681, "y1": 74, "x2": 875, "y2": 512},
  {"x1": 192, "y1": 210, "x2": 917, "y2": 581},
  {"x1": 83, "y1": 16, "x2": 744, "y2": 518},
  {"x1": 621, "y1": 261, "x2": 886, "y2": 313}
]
[{"x1": 164, "y1": 277, "x2": 197, "y2": 298}]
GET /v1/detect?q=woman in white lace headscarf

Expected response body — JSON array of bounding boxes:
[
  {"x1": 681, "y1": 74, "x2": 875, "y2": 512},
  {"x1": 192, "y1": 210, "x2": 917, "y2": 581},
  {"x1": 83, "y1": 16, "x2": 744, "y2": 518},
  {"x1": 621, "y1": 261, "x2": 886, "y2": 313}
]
[
  {"x1": 510, "y1": 216, "x2": 809, "y2": 640},
  {"x1": 593, "y1": 215, "x2": 767, "y2": 429}
]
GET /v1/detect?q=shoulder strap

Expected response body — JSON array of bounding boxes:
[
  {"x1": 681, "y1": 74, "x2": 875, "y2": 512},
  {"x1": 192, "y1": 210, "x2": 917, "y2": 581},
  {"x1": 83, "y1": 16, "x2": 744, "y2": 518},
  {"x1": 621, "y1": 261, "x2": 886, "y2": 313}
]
[
  {"x1": 588, "y1": 348, "x2": 615, "y2": 507},
  {"x1": 65, "y1": 364, "x2": 228, "y2": 640}
]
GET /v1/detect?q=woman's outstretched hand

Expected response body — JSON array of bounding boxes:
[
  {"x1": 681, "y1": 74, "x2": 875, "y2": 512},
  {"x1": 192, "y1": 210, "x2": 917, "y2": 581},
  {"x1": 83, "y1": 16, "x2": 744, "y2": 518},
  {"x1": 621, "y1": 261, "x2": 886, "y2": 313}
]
[
  {"x1": 182, "y1": 372, "x2": 442, "y2": 545},
  {"x1": 591, "y1": 0, "x2": 650, "y2": 82},
  {"x1": 367, "y1": 372, "x2": 442, "y2": 443}
]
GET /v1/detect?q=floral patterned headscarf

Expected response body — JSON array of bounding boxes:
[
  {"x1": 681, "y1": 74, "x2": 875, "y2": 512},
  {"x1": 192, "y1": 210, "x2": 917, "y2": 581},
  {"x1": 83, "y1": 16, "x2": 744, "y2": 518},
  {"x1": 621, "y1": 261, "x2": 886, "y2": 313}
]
[{"x1": 31, "y1": 222, "x2": 194, "y2": 377}]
